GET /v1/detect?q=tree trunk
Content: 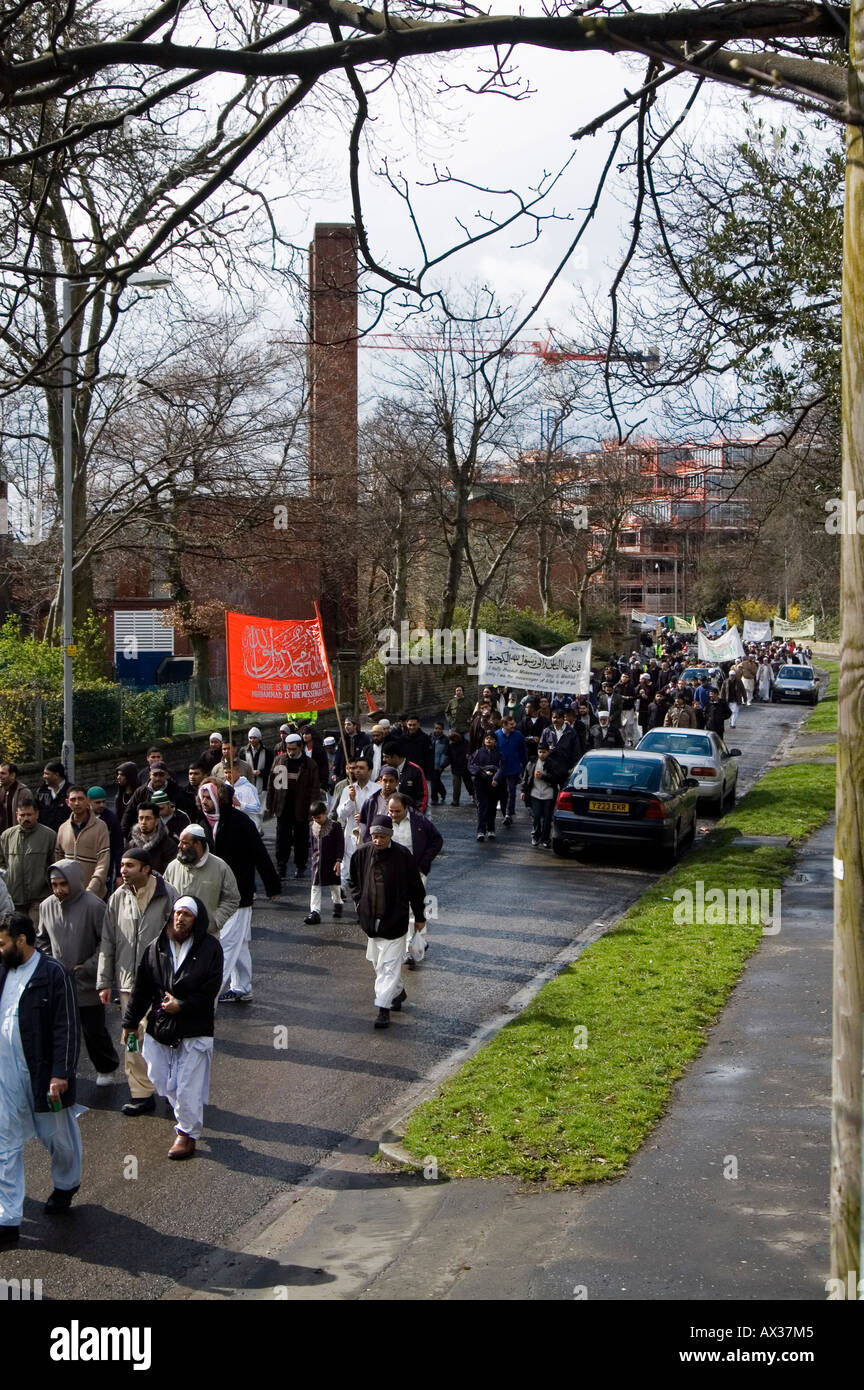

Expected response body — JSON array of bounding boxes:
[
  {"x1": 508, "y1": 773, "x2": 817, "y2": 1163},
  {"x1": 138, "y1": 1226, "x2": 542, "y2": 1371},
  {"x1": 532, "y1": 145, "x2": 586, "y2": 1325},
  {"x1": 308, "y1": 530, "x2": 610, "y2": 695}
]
[
  {"x1": 831, "y1": 18, "x2": 864, "y2": 1284},
  {"x1": 190, "y1": 631, "x2": 211, "y2": 707},
  {"x1": 438, "y1": 502, "x2": 469, "y2": 630},
  {"x1": 537, "y1": 521, "x2": 552, "y2": 615}
]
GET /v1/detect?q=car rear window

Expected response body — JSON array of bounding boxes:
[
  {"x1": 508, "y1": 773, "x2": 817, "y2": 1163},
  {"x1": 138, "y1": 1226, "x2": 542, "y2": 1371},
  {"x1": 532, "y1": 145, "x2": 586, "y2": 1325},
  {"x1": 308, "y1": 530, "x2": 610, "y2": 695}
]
[
  {"x1": 640, "y1": 732, "x2": 713, "y2": 756},
  {"x1": 573, "y1": 757, "x2": 662, "y2": 791}
]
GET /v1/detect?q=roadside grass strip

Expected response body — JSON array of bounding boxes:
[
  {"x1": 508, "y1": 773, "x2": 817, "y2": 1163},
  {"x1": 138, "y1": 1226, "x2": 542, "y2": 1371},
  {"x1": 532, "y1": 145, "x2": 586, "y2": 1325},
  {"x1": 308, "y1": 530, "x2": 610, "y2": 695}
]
[
  {"x1": 806, "y1": 660, "x2": 838, "y2": 733},
  {"x1": 401, "y1": 764, "x2": 835, "y2": 1186}
]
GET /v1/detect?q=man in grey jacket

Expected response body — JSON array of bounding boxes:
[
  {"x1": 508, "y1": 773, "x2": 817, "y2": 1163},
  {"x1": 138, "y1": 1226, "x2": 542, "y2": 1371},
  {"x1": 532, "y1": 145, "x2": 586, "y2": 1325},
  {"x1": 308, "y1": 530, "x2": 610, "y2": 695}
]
[
  {"x1": 37, "y1": 858, "x2": 119, "y2": 1085},
  {"x1": 164, "y1": 826, "x2": 240, "y2": 934},
  {"x1": 0, "y1": 797, "x2": 57, "y2": 923},
  {"x1": 97, "y1": 848, "x2": 178, "y2": 1116}
]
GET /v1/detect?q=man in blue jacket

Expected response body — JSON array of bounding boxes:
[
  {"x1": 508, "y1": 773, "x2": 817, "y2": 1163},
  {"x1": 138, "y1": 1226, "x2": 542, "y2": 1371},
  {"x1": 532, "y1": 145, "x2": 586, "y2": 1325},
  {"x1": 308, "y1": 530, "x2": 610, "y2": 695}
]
[
  {"x1": 0, "y1": 910, "x2": 82, "y2": 1245},
  {"x1": 495, "y1": 716, "x2": 528, "y2": 827}
]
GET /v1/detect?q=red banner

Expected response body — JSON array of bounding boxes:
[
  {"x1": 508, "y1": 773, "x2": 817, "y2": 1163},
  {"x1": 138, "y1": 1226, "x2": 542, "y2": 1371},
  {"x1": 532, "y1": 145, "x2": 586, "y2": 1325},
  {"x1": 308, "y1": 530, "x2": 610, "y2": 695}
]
[{"x1": 225, "y1": 610, "x2": 334, "y2": 711}]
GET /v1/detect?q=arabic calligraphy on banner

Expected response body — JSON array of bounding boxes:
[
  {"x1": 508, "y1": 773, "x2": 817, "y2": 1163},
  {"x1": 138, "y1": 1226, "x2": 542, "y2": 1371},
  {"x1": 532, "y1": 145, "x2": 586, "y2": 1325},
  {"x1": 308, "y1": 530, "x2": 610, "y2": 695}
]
[
  {"x1": 477, "y1": 631, "x2": 592, "y2": 695},
  {"x1": 772, "y1": 615, "x2": 815, "y2": 639},
  {"x1": 697, "y1": 624, "x2": 745, "y2": 664},
  {"x1": 225, "y1": 610, "x2": 333, "y2": 710}
]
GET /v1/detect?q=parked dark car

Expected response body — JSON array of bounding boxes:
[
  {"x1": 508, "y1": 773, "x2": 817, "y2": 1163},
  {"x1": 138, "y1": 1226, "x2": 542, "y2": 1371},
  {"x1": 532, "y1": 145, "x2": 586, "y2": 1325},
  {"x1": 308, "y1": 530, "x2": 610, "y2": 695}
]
[
  {"x1": 771, "y1": 665, "x2": 820, "y2": 705},
  {"x1": 551, "y1": 749, "x2": 700, "y2": 866}
]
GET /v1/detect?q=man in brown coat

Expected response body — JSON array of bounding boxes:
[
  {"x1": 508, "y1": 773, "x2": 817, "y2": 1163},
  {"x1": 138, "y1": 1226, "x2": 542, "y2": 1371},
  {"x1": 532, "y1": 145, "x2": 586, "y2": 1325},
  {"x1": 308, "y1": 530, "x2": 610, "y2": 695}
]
[
  {"x1": 664, "y1": 696, "x2": 698, "y2": 729},
  {"x1": 266, "y1": 733, "x2": 320, "y2": 880},
  {"x1": 0, "y1": 762, "x2": 32, "y2": 833},
  {"x1": 55, "y1": 786, "x2": 110, "y2": 899}
]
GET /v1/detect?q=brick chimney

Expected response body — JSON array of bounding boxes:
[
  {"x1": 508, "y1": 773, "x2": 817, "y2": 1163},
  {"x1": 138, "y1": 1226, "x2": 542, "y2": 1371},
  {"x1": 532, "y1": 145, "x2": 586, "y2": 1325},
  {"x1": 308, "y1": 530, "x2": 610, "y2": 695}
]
[{"x1": 308, "y1": 223, "x2": 359, "y2": 697}]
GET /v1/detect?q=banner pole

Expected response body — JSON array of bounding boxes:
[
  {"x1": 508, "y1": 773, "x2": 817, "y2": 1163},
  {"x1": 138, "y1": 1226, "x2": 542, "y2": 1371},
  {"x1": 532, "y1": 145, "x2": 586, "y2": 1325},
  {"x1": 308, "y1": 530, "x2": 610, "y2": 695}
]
[
  {"x1": 224, "y1": 610, "x2": 234, "y2": 774},
  {"x1": 314, "y1": 602, "x2": 352, "y2": 777}
]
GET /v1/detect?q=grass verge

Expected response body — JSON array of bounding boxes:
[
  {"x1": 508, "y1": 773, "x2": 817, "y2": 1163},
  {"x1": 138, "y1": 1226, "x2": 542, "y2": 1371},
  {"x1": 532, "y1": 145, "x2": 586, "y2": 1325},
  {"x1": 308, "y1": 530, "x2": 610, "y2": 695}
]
[
  {"x1": 805, "y1": 660, "x2": 838, "y2": 734},
  {"x1": 401, "y1": 764, "x2": 835, "y2": 1186}
]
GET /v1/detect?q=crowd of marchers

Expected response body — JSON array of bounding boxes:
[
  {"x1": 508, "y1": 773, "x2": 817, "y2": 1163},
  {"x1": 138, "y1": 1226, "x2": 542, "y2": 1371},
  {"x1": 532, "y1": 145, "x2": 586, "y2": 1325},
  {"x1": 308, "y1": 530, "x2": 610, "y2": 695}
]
[{"x1": 0, "y1": 630, "x2": 812, "y2": 1244}]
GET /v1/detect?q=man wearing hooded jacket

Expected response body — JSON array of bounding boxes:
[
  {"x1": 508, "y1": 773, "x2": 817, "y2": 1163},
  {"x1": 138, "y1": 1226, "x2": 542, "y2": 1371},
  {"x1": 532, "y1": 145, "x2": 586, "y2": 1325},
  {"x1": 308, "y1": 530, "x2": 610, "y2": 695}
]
[
  {"x1": 122, "y1": 895, "x2": 223, "y2": 1160},
  {"x1": 37, "y1": 858, "x2": 119, "y2": 1083}
]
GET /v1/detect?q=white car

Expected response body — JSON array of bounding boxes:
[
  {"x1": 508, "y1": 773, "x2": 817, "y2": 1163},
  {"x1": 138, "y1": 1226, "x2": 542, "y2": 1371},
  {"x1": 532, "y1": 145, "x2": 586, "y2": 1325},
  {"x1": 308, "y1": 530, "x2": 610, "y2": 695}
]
[{"x1": 635, "y1": 728, "x2": 741, "y2": 809}]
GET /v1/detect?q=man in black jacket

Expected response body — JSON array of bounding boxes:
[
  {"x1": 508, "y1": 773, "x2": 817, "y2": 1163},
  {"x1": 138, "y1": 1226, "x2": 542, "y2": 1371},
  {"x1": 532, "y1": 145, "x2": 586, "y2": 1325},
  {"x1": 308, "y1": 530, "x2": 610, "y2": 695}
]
[
  {"x1": 0, "y1": 911, "x2": 82, "y2": 1244},
  {"x1": 122, "y1": 895, "x2": 223, "y2": 1160},
  {"x1": 36, "y1": 760, "x2": 71, "y2": 833},
  {"x1": 399, "y1": 716, "x2": 434, "y2": 778},
  {"x1": 349, "y1": 816, "x2": 427, "y2": 1030},
  {"x1": 380, "y1": 740, "x2": 428, "y2": 813},
  {"x1": 212, "y1": 785, "x2": 280, "y2": 1004}
]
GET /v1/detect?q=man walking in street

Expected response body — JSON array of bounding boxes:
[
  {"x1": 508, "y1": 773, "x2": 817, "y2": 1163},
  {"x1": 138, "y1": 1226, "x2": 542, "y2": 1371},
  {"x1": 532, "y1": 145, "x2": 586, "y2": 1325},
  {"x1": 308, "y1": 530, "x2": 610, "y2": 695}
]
[
  {"x1": 126, "y1": 801, "x2": 178, "y2": 875},
  {"x1": 722, "y1": 667, "x2": 746, "y2": 729},
  {"x1": 86, "y1": 786, "x2": 124, "y2": 896},
  {"x1": 266, "y1": 732, "x2": 320, "y2": 879},
  {"x1": 334, "y1": 755, "x2": 381, "y2": 891},
  {"x1": 0, "y1": 911, "x2": 83, "y2": 1245},
  {"x1": 705, "y1": 688, "x2": 733, "y2": 739},
  {"x1": 495, "y1": 715, "x2": 527, "y2": 827},
  {"x1": 55, "y1": 786, "x2": 111, "y2": 900},
  {"x1": 212, "y1": 783, "x2": 280, "y2": 1003},
  {"x1": 36, "y1": 761, "x2": 71, "y2": 833},
  {"x1": 122, "y1": 896, "x2": 223, "y2": 1159},
  {"x1": 379, "y1": 739, "x2": 428, "y2": 813},
  {"x1": 37, "y1": 859, "x2": 119, "y2": 1086},
  {"x1": 306, "y1": 800, "x2": 345, "y2": 925},
  {"x1": 0, "y1": 763, "x2": 31, "y2": 834},
  {"x1": 97, "y1": 849, "x2": 178, "y2": 1116},
  {"x1": 386, "y1": 792, "x2": 442, "y2": 967},
  {"x1": 165, "y1": 826, "x2": 241, "y2": 936},
  {"x1": 349, "y1": 815, "x2": 427, "y2": 1030},
  {"x1": 0, "y1": 796, "x2": 57, "y2": 924},
  {"x1": 445, "y1": 684, "x2": 471, "y2": 735}
]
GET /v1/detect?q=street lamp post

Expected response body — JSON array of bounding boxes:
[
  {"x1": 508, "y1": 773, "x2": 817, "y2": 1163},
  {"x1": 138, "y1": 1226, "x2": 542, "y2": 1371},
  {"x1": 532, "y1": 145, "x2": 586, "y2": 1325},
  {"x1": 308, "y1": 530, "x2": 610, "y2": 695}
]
[{"x1": 60, "y1": 271, "x2": 172, "y2": 784}]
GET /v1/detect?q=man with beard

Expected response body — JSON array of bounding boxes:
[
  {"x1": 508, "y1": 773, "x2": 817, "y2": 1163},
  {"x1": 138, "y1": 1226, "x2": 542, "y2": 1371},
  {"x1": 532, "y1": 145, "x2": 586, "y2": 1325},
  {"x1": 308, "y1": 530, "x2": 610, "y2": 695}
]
[
  {"x1": 333, "y1": 755, "x2": 381, "y2": 893},
  {"x1": 37, "y1": 860, "x2": 119, "y2": 1085},
  {"x1": 121, "y1": 762, "x2": 184, "y2": 839},
  {"x1": 97, "y1": 848, "x2": 179, "y2": 1115},
  {"x1": 151, "y1": 789, "x2": 190, "y2": 840},
  {"x1": 212, "y1": 783, "x2": 280, "y2": 1004},
  {"x1": 349, "y1": 816, "x2": 427, "y2": 1030},
  {"x1": 122, "y1": 896, "x2": 223, "y2": 1160},
  {"x1": 0, "y1": 795, "x2": 57, "y2": 923},
  {"x1": 266, "y1": 732, "x2": 320, "y2": 880},
  {"x1": 126, "y1": 802, "x2": 178, "y2": 876},
  {"x1": 0, "y1": 911, "x2": 83, "y2": 1244},
  {"x1": 164, "y1": 827, "x2": 240, "y2": 935}
]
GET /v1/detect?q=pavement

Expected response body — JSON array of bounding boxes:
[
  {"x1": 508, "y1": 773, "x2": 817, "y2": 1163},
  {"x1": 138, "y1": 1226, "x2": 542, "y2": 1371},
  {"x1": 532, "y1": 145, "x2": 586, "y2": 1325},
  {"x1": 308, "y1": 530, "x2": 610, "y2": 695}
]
[{"x1": 3, "y1": 694, "x2": 826, "y2": 1300}]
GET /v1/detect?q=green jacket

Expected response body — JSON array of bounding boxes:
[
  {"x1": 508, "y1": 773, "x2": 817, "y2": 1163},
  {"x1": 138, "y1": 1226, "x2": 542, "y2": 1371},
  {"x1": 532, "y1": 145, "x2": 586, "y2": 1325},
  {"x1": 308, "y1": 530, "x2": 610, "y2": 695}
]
[
  {"x1": 445, "y1": 694, "x2": 471, "y2": 733},
  {"x1": 0, "y1": 821, "x2": 58, "y2": 908}
]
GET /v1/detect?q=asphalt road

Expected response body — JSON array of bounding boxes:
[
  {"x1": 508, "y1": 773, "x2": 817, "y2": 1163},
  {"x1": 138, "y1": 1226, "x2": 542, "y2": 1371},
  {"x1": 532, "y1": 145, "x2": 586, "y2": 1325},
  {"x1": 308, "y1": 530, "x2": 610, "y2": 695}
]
[{"x1": 6, "y1": 697, "x2": 811, "y2": 1301}]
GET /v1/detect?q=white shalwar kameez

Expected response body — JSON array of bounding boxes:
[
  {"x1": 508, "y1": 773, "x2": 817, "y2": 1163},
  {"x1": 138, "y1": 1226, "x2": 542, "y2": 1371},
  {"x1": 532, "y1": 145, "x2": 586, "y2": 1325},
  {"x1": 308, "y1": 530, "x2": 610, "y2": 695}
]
[
  {"x1": 365, "y1": 934, "x2": 408, "y2": 1009},
  {"x1": 335, "y1": 781, "x2": 381, "y2": 890},
  {"x1": 140, "y1": 933, "x2": 213, "y2": 1139},
  {"x1": 0, "y1": 951, "x2": 83, "y2": 1228},
  {"x1": 217, "y1": 906, "x2": 253, "y2": 996},
  {"x1": 390, "y1": 818, "x2": 428, "y2": 962}
]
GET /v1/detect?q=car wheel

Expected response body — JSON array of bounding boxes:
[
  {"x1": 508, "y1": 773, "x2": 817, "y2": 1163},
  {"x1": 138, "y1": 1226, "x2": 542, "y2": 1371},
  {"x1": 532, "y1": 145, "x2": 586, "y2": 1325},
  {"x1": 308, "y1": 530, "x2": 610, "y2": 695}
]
[
  {"x1": 661, "y1": 822, "x2": 680, "y2": 868},
  {"x1": 551, "y1": 838, "x2": 570, "y2": 858},
  {"x1": 726, "y1": 781, "x2": 737, "y2": 808}
]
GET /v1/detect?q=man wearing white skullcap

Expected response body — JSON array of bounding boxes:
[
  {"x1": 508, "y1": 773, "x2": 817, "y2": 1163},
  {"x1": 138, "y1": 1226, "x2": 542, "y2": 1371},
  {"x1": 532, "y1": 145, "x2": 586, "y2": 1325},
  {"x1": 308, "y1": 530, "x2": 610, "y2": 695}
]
[
  {"x1": 241, "y1": 725, "x2": 273, "y2": 800},
  {"x1": 122, "y1": 894, "x2": 223, "y2": 1159},
  {"x1": 164, "y1": 826, "x2": 240, "y2": 932}
]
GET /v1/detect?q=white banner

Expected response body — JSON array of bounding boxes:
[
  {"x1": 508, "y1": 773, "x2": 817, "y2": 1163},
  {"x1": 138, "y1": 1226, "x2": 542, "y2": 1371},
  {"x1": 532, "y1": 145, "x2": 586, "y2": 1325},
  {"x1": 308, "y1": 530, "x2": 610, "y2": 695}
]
[
  {"x1": 697, "y1": 624, "x2": 745, "y2": 664},
  {"x1": 773, "y1": 615, "x2": 815, "y2": 639},
  {"x1": 477, "y1": 631, "x2": 592, "y2": 694},
  {"x1": 631, "y1": 609, "x2": 662, "y2": 627},
  {"x1": 742, "y1": 620, "x2": 772, "y2": 643},
  {"x1": 671, "y1": 615, "x2": 697, "y2": 634}
]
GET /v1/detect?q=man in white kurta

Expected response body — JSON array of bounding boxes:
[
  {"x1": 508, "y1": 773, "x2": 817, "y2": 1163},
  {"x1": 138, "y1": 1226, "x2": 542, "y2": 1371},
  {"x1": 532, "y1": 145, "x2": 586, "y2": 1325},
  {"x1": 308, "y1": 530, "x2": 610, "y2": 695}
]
[
  {"x1": 0, "y1": 915, "x2": 83, "y2": 1241},
  {"x1": 334, "y1": 757, "x2": 380, "y2": 892}
]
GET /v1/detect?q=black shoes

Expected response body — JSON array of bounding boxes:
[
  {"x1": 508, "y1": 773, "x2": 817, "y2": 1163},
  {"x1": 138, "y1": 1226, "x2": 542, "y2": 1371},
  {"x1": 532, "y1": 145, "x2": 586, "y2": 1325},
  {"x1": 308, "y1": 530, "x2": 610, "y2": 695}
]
[
  {"x1": 44, "y1": 1186, "x2": 79, "y2": 1215},
  {"x1": 332, "y1": 903, "x2": 343, "y2": 918},
  {"x1": 0, "y1": 1226, "x2": 20, "y2": 1248},
  {"x1": 304, "y1": 911, "x2": 321, "y2": 925},
  {"x1": 504, "y1": 815, "x2": 513, "y2": 827},
  {"x1": 122, "y1": 1095, "x2": 156, "y2": 1116},
  {"x1": 390, "y1": 988, "x2": 407, "y2": 1012},
  {"x1": 374, "y1": 1008, "x2": 390, "y2": 1029}
]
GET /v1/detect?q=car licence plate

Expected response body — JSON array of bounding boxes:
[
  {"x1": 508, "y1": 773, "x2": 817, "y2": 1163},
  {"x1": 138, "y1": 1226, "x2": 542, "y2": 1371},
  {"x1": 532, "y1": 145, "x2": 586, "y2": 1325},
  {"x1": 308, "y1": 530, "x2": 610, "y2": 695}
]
[{"x1": 589, "y1": 800, "x2": 629, "y2": 812}]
